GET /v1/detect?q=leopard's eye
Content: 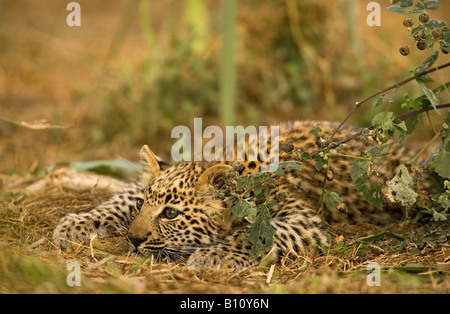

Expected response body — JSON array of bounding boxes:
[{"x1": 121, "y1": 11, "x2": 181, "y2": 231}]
[
  {"x1": 136, "y1": 198, "x2": 144, "y2": 210},
  {"x1": 161, "y1": 206, "x2": 179, "y2": 219}
]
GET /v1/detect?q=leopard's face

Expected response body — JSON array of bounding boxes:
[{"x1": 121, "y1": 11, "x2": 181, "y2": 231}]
[{"x1": 127, "y1": 162, "x2": 233, "y2": 260}]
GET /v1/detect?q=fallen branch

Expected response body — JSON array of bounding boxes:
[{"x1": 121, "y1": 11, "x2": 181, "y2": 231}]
[
  {"x1": 21, "y1": 168, "x2": 129, "y2": 194},
  {"x1": 0, "y1": 116, "x2": 74, "y2": 130}
]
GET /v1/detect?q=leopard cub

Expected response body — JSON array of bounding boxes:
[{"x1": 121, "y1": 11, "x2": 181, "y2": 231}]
[{"x1": 53, "y1": 121, "x2": 409, "y2": 269}]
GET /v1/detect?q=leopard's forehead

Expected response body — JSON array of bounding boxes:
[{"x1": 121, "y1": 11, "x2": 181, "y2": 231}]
[{"x1": 145, "y1": 163, "x2": 202, "y2": 196}]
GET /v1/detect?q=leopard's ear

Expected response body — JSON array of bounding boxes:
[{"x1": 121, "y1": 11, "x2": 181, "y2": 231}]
[
  {"x1": 196, "y1": 164, "x2": 234, "y2": 191},
  {"x1": 140, "y1": 145, "x2": 162, "y2": 183}
]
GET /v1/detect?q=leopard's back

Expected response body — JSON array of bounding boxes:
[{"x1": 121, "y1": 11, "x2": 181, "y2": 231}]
[{"x1": 237, "y1": 120, "x2": 408, "y2": 225}]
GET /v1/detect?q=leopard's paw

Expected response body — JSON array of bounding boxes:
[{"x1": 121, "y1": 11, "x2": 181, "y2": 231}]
[{"x1": 52, "y1": 214, "x2": 95, "y2": 249}]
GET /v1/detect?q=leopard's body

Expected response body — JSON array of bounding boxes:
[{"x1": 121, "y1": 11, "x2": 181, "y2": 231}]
[{"x1": 53, "y1": 121, "x2": 410, "y2": 269}]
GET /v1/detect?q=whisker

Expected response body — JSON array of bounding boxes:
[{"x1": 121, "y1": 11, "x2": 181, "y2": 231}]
[{"x1": 165, "y1": 246, "x2": 198, "y2": 254}]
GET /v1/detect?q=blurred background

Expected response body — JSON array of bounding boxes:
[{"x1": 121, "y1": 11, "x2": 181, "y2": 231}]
[{"x1": 1, "y1": 0, "x2": 449, "y2": 175}]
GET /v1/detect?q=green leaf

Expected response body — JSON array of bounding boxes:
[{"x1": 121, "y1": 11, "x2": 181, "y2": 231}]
[
  {"x1": 324, "y1": 192, "x2": 344, "y2": 208},
  {"x1": 444, "y1": 29, "x2": 450, "y2": 43},
  {"x1": 279, "y1": 161, "x2": 302, "y2": 171},
  {"x1": 416, "y1": 80, "x2": 440, "y2": 112},
  {"x1": 254, "y1": 185, "x2": 270, "y2": 202},
  {"x1": 351, "y1": 159, "x2": 384, "y2": 208},
  {"x1": 250, "y1": 171, "x2": 266, "y2": 183},
  {"x1": 445, "y1": 111, "x2": 450, "y2": 126},
  {"x1": 357, "y1": 231, "x2": 405, "y2": 244},
  {"x1": 422, "y1": 51, "x2": 439, "y2": 69},
  {"x1": 361, "y1": 183, "x2": 384, "y2": 209},
  {"x1": 434, "y1": 150, "x2": 450, "y2": 178},
  {"x1": 236, "y1": 175, "x2": 253, "y2": 190},
  {"x1": 415, "y1": 74, "x2": 435, "y2": 84},
  {"x1": 368, "y1": 144, "x2": 390, "y2": 158},
  {"x1": 392, "y1": 0, "x2": 414, "y2": 7},
  {"x1": 54, "y1": 160, "x2": 141, "y2": 179},
  {"x1": 309, "y1": 126, "x2": 323, "y2": 138},
  {"x1": 423, "y1": 0, "x2": 441, "y2": 10},
  {"x1": 411, "y1": 25, "x2": 426, "y2": 38},
  {"x1": 394, "y1": 119, "x2": 407, "y2": 131},
  {"x1": 444, "y1": 138, "x2": 450, "y2": 153},
  {"x1": 405, "y1": 114, "x2": 420, "y2": 135},
  {"x1": 271, "y1": 161, "x2": 302, "y2": 176},
  {"x1": 247, "y1": 205, "x2": 274, "y2": 260},
  {"x1": 387, "y1": 165, "x2": 418, "y2": 207},
  {"x1": 314, "y1": 155, "x2": 327, "y2": 171},
  {"x1": 231, "y1": 199, "x2": 257, "y2": 223},
  {"x1": 371, "y1": 96, "x2": 384, "y2": 110},
  {"x1": 398, "y1": 0, "x2": 414, "y2": 7},
  {"x1": 351, "y1": 159, "x2": 370, "y2": 184},
  {"x1": 407, "y1": 82, "x2": 450, "y2": 110},
  {"x1": 387, "y1": 5, "x2": 406, "y2": 13},
  {"x1": 274, "y1": 166, "x2": 284, "y2": 176},
  {"x1": 372, "y1": 112, "x2": 394, "y2": 131},
  {"x1": 300, "y1": 151, "x2": 312, "y2": 161},
  {"x1": 335, "y1": 144, "x2": 347, "y2": 152}
]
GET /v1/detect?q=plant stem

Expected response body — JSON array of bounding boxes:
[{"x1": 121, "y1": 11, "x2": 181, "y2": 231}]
[
  {"x1": 410, "y1": 128, "x2": 442, "y2": 164},
  {"x1": 308, "y1": 102, "x2": 450, "y2": 160},
  {"x1": 336, "y1": 153, "x2": 368, "y2": 160},
  {"x1": 331, "y1": 61, "x2": 450, "y2": 138},
  {"x1": 318, "y1": 159, "x2": 330, "y2": 217},
  {"x1": 426, "y1": 110, "x2": 439, "y2": 138}
]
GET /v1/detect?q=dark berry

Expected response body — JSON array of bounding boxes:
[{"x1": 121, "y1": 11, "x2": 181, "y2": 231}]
[
  {"x1": 281, "y1": 142, "x2": 295, "y2": 153},
  {"x1": 417, "y1": 41, "x2": 427, "y2": 50},
  {"x1": 431, "y1": 28, "x2": 443, "y2": 40},
  {"x1": 419, "y1": 12, "x2": 430, "y2": 24},
  {"x1": 276, "y1": 192, "x2": 288, "y2": 203},
  {"x1": 403, "y1": 18, "x2": 414, "y2": 28},
  {"x1": 266, "y1": 178, "x2": 278, "y2": 190},
  {"x1": 399, "y1": 45, "x2": 410, "y2": 56},
  {"x1": 418, "y1": 30, "x2": 427, "y2": 40}
]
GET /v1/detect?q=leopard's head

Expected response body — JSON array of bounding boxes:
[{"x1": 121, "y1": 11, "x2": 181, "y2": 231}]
[{"x1": 127, "y1": 145, "x2": 236, "y2": 260}]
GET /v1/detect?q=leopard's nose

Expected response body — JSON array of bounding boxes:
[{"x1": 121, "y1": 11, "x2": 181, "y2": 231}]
[{"x1": 127, "y1": 233, "x2": 145, "y2": 248}]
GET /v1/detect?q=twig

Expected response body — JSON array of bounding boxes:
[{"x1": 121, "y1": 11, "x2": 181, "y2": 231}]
[
  {"x1": 85, "y1": 257, "x2": 112, "y2": 271},
  {"x1": 331, "y1": 61, "x2": 450, "y2": 138},
  {"x1": 89, "y1": 233, "x2": 98, "y2": 261},
  {"x1": 395, "y1": 102, "x2": 450, "y2": 121},
  {"x1": 266, "y1": 264, "x2": 275, "y2": 284},
  {"x1": 311, "y1": 102, "x2": 450, "y2": 160}
]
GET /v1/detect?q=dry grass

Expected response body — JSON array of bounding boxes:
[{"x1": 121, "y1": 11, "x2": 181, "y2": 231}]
[
  {"x1": 0, "y1": 172, "x2": 449, "y2": 294},
  {"x1": 1, "y1": 1, "x2": 450, "y2": 294}
]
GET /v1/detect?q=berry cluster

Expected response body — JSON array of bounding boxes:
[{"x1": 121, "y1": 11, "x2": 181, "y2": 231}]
[{"x1": 399, "y1": 11, "x2": 449, "y2": 56}]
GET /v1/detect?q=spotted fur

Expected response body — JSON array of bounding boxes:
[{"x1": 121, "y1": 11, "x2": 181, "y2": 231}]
[{"x1": 53, "y1": 121, "x2": 409, "y2": 269}]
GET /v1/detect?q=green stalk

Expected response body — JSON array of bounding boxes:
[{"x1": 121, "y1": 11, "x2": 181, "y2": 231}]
[
  {"x1": 139, "y1": 0, "x2": 154, "y2": 47},
  {"x1": 105, "y1": 0, "x2": 140, "y2": 64},
  {"x1": 219, "y1": 0, "x2": 237, "y2": 127},
  {"x1": 410, "y1": 128, "x2": 442, "y2": 164}
]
